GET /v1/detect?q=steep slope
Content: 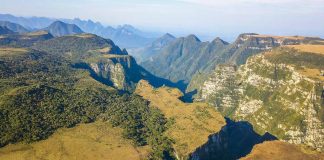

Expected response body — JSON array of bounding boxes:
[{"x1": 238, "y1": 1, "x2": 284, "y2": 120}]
[
  {"x1": 0, "y1": 26, "x2": 14, "y2": 35},
  {"x1": 187, "y1": 34, "x2": 324, "y2": 93},
  {"x1": 129, "y1": 33, "x2": 176, "y2": 63},
  {"x1": 43, "y1": 21, "x2": 84, "y2": 37},
  {"x1": 195, "y1": 45, "x2": 324, "y2": 151},
  {"x1": 0, "y1": 21, "x2": 29, "y2": 33},
  {"x1": 135, "y1": 80, "x2": 226, "y2": 159},
  {"x1": 141, "y1": 35, "x2": 229, "y2": 85},
  {"x1": 241, "y1": 141, "x2": 324, "y2": 160}
]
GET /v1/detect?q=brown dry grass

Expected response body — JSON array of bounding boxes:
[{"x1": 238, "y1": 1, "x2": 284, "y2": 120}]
[
  {"x1": 250, "y1": 35, "x2": 316, "y2": 40},
  {"x1": 25, "y1": 30, "x2": 49, "y2": 36},
  {"x1": 297, "y1": 68, "x2": 324, "y2": 81},
  {"x1": 135, "y1": 80, "x2": 225, "y2": 158},
  {"x1": 241, "y1": 141, "x2": 324, "y2": 160},
  {"x1": 0, "y1": 121, "x2": 150, "y2": 160},
  {"x1": 286, "y1": 45, "x2": 324, "y2": 55},
  {"x1": 74, "y1": 34, "x2": 95, "y2": 38},
  {"x1": 0, "y1": 47, "x2": 28, "y2": 56}
]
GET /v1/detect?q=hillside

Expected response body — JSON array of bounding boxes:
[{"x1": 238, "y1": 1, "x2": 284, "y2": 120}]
[
  {"x1": 0, "y1": 30, "x2": 54, "y2": 47},
  {"x1": 0, "y1": 41, "x2": 176, "y2": 159},
  {"x1": 43, "y1": 21, "x2": 84, "y2": 37},
  {"x1": 135, "y1": 80, "x2": 226, "y2": 159},
  {"x1": 0, "y1": 21, "x2": 29, "y2": 33},
  {"x1": 141, "y1": 35, "x2": 229, "y2": 86},
  {"x1": 0, "y1": 122, "x2": 150, "y2": 160},
  {"x1": 193, "y1": 45, "x2": 324, "y2": 151},
  {"x1": 0, "y1": 26, "x2": 14, "y2": 34},
  {"x1": 32, "y1": 33, "x2": 177, "y2": 90}
]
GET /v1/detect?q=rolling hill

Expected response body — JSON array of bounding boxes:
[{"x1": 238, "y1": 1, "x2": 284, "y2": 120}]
[{"x1": 43, "y1": 21, "x2": 84, "y2": 37}]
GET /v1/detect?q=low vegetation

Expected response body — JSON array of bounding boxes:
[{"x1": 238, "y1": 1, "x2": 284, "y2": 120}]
[
  {"x1": 135, "y1": 80, "x2": 225, "y2": 159},
  {"x1": 241, "y1": 141, "x2": 324, "y2": 160}
]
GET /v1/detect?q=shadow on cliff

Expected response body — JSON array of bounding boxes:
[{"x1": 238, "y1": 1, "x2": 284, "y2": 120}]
[
  {"x1": 180, "y1": 89, "x2": 197, "y2": 103},
  {"x1": 190, "y1": 118, "x2": 277, "y2": 160}
]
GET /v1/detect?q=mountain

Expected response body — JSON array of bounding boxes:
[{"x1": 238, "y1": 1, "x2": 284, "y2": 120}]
[
  {"x1": 32, "y1": 33, "x2": 176, "y2": 91},
  {"x1": 62, "y1": 19, "x2": 156, "y2": 48},
  {"x1": 141, "y1": 33, "x2": 324, "y2": 92},
  {"x1": 192, "y1": 45, "x2": 324, "y2": 151},
  {"x1": 0, "y1": 26, "x2": 14, "y2": 34},
  {"x1": 0, "y1": 21, "x2": 29, "y2": 33},
  {"x1": 141, "y1": 34, "x2": 229, "y2": 88},
  {"x1": 0, "y1": 13, "x2": 55, "y2": 29},
  {"x1": 43, "y1": 21, "x2": 84, "y2": 37},
  {"x1": 0, "y1": 14, "x2": 158, "y2": 48},
  {"x1": 128, "y1": 33, "x2": 176, "y2": 63}
]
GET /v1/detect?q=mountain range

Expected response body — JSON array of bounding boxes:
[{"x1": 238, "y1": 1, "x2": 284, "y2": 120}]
[
  {"x1": 0, "y1": 15, "x2": 323, "y2": 160},
  {"x1": 0, "y1": 21, "x2": 29, "y2": 33},
  {"x1": 140, "y1": 33, "x2": 324, "y2": 90},
  {"x1": 0, "y1": 13, "x2": 158, "y2": 48}
]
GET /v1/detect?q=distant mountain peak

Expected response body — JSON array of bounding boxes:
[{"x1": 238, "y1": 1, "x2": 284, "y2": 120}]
[
  {"x1": 50, "y1": 20, "x2": 65, "y2": 25},
  {"x1": 212, "y1": 37, "x2": 229, "y2": 45},
  {"x1": 162, "y1": 33, "x2": 175, "y2": 39},
  {"x1": 117, "y1": 24, "x2": 136, "y2": 31},
  {"x1": 186, "y1": 34, "x2": 201, "y2": 42},
  {"x1": 44, "y1": 21, "x2": 83, "y2": 37}
]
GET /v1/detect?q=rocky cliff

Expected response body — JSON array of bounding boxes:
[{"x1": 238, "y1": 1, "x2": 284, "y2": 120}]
[
  {"x1": 195, "y1": 46, "x2": 324, "y2": 151},
  {"x1": 89, "y1": 55, "x2": 144, "y2": 90}
]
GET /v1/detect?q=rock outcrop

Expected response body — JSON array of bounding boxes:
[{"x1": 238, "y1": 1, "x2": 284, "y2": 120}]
[
  {"x1": 89, "y1": 55, "x2": 144, "y2": 90},
  {"x1": 195, "y1": 46, "x2": 324, "y2": 151}
]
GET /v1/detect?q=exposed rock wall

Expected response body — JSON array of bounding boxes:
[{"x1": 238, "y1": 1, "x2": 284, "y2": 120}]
[
  {"x1": 196, "y1": 49, "x2": 324, "y2": 151},
  {"x1": 90, "y1": 55, "x2": 141, "y2": 90}
]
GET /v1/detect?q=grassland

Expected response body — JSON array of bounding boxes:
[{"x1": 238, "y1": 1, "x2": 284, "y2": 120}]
[
  {"x1": 135, "y1": 80, "x2": 225, "y2": 158},
  {"x1": 241, "y1": 141, "x2": 324, "y2": 160},
  {"x1": 25, "y1": 31, "x2": 50, "y2": 36},
  {"x1": 286, "y1": 45, "x2": 324, "y2": 55},
  {"x1": 264, "y1": 46, "x2": 324, "y2": 81},
  {"x1": 0, "y1": 121, "x2": 150, "y2": 160},
  {"x1": 251, "y1": 35, "x2": 312, "y2": 40},
  {"x1": 0, "y1": 47, "x2": 29, "y2": 56}
]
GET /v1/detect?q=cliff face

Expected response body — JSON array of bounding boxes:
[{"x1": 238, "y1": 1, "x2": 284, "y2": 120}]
[
  {"x1": 195, "y1": 47, "x2": 324, "y2": 151},
  {"x1": 226, "y1": 33, "x2": 324, "y2": 65},
  {"x1": 89, "y1": 55, "x2": 144, "y2": 90}
]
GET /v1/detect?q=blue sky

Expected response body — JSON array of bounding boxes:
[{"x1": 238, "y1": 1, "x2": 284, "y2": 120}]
[{"x1": 1, "y1": 0, "x2": 324, "y2": 41}]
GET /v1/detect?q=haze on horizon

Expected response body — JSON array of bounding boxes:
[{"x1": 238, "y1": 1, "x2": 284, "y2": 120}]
[{"x1": 1, "y1": 0, "x2": 324, "y2": 41}]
